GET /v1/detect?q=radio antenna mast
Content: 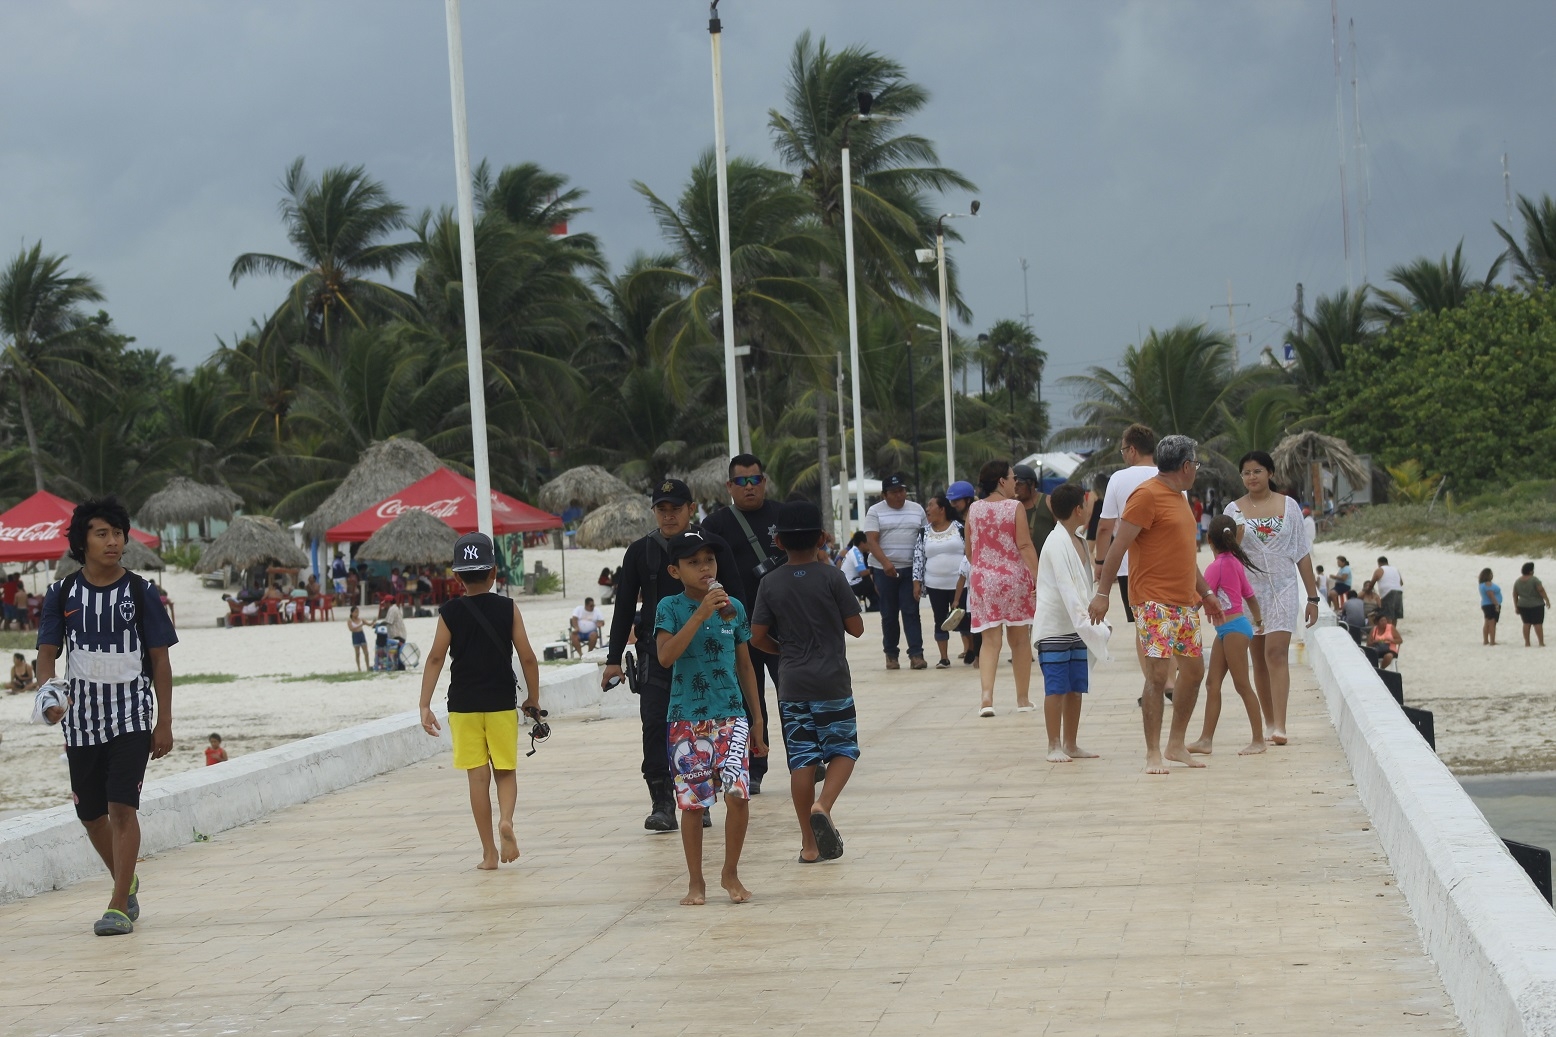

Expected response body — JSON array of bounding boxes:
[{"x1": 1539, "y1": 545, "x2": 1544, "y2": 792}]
[
  {"x1": 1019, "y1": 258, "x2": 1034, "y2": 328},
  {"x1": 1331, "y1": 0, "x2": 1353, "y2": 291},
  {"x1": 1349, "y1": 19, "x2": 1370, "y2": 284}
]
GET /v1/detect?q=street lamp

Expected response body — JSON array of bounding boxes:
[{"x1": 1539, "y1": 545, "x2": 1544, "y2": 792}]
[
  {"x1": 708, "y1": 0, "x2": 740, "y2": 458},
  {"x1": 926, "y1": 201, "x2": 979, "y2": 486},
  {"x1": 840, "y1": 91, "x2": 898, "y2": 527}
]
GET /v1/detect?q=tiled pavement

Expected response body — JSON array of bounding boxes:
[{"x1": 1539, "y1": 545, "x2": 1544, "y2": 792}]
[{"x1": 0, "y1": 630, "x2": 1460, "y2": 1036}]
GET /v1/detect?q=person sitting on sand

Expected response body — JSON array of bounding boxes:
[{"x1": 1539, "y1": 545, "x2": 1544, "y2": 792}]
[
  {"x1": 418, "y1": 532, "x2": 542, "y2": 871},
  {"x1": 1514, "y1": 562, "x2": 1549, "y2": 648},
  {"x1": 9, "y1": 652, "x2": 34, "y2": 694},
  {"x1": 1188, "y1": 517, "x2": 1267, "y2": 756},
  {"x1": 1365, "y1": 612, "x2": 1402, "y2": 670},
  {"x1": 205, "y1": 733, "x2": 228, "y2": 766},
  {"x1": 1479, "y1": 568, "x2": 1502, "y2": 646}
]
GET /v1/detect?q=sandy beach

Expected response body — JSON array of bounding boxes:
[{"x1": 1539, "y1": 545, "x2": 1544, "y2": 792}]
[{"x1": 0, "y1": 546, "x2": 625, "y2": 815}]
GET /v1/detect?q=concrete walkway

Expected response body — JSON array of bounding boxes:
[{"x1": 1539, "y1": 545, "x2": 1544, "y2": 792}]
[{"x1": 0, "y1": 631, "x2": 1460, "y2": 1036}]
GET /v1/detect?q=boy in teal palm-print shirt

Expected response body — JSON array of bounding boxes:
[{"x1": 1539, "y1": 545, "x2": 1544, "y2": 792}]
[{"x1": 655, "y1": 532, "x2": 768, "y2": 906}]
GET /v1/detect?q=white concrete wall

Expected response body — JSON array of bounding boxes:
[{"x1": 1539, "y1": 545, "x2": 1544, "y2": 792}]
[
  {"x1": 1304, "y1": 621, "x2": 1556, "y2": 1037},
  {"x1": 0, "y1": 662, "x2": 604, "y2": 904}
]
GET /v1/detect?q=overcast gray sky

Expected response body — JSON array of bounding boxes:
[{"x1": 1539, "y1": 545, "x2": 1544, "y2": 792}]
[{"x1": 3, "y1": 1, "x2": 1553, "y2": 429}]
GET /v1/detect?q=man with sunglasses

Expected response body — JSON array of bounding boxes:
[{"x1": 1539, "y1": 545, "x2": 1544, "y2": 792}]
[
  {"x1": 701, "y1": 454, "x2": 785, "y2": 794},
  {"x1": 602, "y1": 478, "x2": 740, "y2": 832}
]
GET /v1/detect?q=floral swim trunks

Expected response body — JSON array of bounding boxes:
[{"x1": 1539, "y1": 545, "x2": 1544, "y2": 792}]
[
  {"x1": 1135, "y1": 601, "x2": 1202, "y2": 659},
  {"x1": 667, "y1": 717, "x2": 750, "y2": 811}
]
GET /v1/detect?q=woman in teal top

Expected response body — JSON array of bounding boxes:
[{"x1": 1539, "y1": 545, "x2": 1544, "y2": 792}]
[{"x1": 1478, "y1": 568, "x2": 1501, "y2": 646}]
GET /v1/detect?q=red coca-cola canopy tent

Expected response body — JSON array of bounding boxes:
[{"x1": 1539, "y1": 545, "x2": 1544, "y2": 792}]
[
  {"x1": 325, "y1": 468, "x2": 562, "y2": 543},
  {"x1": 0, "y1": 491, "x2": 161, "y2": 564}
]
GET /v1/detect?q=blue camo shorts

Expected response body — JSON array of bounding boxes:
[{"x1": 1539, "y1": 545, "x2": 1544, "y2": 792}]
[{"x1": 779, "y1": 697, "x2": 861, "y2": 771}]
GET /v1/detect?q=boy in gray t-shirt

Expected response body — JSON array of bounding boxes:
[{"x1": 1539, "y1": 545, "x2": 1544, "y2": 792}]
[{"x1": 751, "y1": 502, "x2": 865, "y2": 864}]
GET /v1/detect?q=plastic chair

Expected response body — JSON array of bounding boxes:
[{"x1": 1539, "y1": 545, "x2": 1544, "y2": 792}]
[
  {"x1": 226, "y1": 600, "x2": 248, "y2": 628},
  {"x1": 312, "y1": 595, "x2": 333, "y2": 621}
]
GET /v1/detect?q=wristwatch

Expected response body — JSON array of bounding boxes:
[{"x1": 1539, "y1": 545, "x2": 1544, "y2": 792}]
[{"x1": 1306, "y1": 596, "x2": 1320, "y2": 603}]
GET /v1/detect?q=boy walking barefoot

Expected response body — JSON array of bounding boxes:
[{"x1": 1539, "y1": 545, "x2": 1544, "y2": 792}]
[
  {"x1": 1034, "y1": 484, "x2": 1111, "y2": 763},
  {"x1": 656, "y1": 532, "x2": 769, "y2": 904},
  {"x1": 419, "y1": 532, "x2": 542, "y2": 870},
  {"x1": 750, "y1": 502, "x2": 865, "y2": 863}
]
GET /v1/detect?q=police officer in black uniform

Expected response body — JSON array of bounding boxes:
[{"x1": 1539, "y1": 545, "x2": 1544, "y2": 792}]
[{"x1": 600, "y1": 479, "x2": 739, "y2": 832}]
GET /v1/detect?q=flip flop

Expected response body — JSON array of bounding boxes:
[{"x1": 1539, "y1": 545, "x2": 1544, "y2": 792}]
[
  {"x1": 797, "y1": 853, "x2": 822, "y2": 864},
  {"x1": 809, "y1": 812, "x2": 844, "y2": 860},
  {"x1": 93, "y1": 909, "x2": 133, "y2": 936},
  {"x1": 126, "y1": 874, "x2": 139, "y2": 922}
]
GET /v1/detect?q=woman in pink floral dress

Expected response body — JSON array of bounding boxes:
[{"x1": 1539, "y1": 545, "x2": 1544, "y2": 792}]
[{"x1": 965, "y1": 460, "x2": 1041, "y2": 716}]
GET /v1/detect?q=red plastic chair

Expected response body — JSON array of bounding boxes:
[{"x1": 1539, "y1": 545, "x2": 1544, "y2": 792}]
[
  {"x1": 312, "y1": 595, "x2": 333, "y2": 621},
  {"x1": 226, "y1": 600, "x2": 248, "y2": 628},
  {"x1": 258, "y1": 598, "x2": 281, "y2": 625}
]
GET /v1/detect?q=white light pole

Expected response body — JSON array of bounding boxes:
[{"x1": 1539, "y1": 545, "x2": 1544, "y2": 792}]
[
  {"x1": 708, "y1": 1, "x2": 740, "y2": 458},
  {"x1": 929, "y1": 202, "x2": 979, "y2": 487},
  {"x1": 444, "y1": 0, "x2": 493, "y2": 536}
]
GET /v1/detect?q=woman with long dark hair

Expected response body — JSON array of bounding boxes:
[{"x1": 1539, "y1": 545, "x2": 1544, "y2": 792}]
[
  {"x1": 965, "y1": 460, "x2": 1040, "y2": 716},
  {"x1": 912, "y1": 495, "x2": 969, "y2": 668},
  {"x1": 1223, "y1": 451, "x2": 1320, "y2": 744}
]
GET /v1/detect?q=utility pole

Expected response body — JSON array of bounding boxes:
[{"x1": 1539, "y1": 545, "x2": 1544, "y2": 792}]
[
  {"x1": 1021, "y1": 257, "x2": 1043, "y2": 450},
  {"x1": 1210, "y1": 281, "x2": 1250, "y2": 360},
  {"x1": 835, "y1": 352, "x2": 849, "y2": 542},
  {"x1": 1331, "y1": 0, "x2": 1353, "y2": 291},
  {"x1": 1294, "y1": 283, "x2": 1305, "y2": 339}
]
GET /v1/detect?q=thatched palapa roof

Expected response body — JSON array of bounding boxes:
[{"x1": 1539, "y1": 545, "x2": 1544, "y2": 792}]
[
  {"x1": 673, "y1": 456, "x2": 736, "y2": 504},
  {"x1": 573, "y1": 495, "x2": 655, "y2": 549},
  {"x1": 537, "y1": 465, "x2": 637, "y2": 514},
  {"x1": 136, "y1": 477, "x2": 243, "y2": 530},
  {"x1": 1272, "y1": 431, "x2": 1369, "y2": 496},
  {"x1": 355, "y1": 509, "x2": 460, "y2": 566},
  {"x1": 198, "y1": 516, "x2": 309, "y2": 572},
  {"x1": 303, "y1": 439, "x2": 441, "y2": 542},
  {"x1": 55, "y1": 538, "x2": 166, "y2": 579}
]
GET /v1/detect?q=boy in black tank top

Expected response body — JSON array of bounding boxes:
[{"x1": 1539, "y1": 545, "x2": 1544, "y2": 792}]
[{"x1": 418, "y1": 532, "x2": 542, "y2": 870}]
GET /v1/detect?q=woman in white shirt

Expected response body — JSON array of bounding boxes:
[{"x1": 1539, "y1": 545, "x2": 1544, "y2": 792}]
[{"x1": 912, "y1": 496, "x2": 970, "y2": 669}]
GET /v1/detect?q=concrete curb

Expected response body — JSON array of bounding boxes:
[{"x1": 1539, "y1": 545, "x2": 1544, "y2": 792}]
[
  {"x1": 0, "y1": 662, "x2": 603, "y2": 905},
  {"x1": 1304, "y1": 621, "x2": 1556, "y2": 1036}
]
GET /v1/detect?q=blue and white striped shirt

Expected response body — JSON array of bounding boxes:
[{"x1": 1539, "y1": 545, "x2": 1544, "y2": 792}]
[{"x1": 37, "y1": 571, "x2": 177, "y2": 747}]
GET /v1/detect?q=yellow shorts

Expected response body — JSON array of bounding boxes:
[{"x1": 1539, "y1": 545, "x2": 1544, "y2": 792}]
[{"x1": 447, "y1": 710, "x2": 519, "y2": 770}]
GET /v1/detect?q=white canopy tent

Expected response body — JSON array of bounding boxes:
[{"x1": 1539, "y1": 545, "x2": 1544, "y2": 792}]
[
  {"x1": 1014, "y1": 451, "x2": 1086, "y2": 481},
  {"x1": 830, "y1": 478, "x2": 883, "y2": 541}
]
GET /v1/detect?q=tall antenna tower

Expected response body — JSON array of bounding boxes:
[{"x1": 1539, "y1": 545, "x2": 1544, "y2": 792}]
[
  {"x1": 1019, "y1": 258, "x2": 1034, "y2": 328},
  {"x1": 1349, "y1": 19, "x2": 1370, "y2": 284},
  {"x1": 1503, "y1": 151, "x2": 1515, "y2": 229},
  {"x1": 1331, "y1": 0, "x2": 1353, "y2": 291}
]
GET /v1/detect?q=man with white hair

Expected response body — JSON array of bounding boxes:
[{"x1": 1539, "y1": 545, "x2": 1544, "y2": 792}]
[{"x1": 1089, "y1": 435, "x2": 1223, "y2": 775}]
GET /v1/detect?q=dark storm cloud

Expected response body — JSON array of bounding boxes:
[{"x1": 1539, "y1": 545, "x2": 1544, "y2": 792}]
[{"x1": 3, "y1": 1, "x2": 1552, "y2": 427}]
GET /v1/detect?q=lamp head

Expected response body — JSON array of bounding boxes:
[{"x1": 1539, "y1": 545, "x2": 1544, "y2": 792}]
[
  {"x1": 857, "y1": 91, "x2": 874, "y2": 116},
  {"x1": 969, "y1": 199, "x2": 981, "y2": 216},
  {"x1": 915, "y1": 248, "x2": 936, "y2": 265}
]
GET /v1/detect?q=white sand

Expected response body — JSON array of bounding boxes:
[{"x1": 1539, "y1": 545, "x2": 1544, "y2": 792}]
[
  {"x1": 0, "y1": 546, "x2": 625, "y2": 814},
  {"x1": 1318, "y1": 539, "x2": 1556, "y2": 775}
]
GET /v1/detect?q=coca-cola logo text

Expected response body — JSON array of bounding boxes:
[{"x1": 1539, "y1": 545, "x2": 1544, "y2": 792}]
[
  {"x1": 376, "y1": 497, "x2": 464, "y2": 520},
  {"x1": 0, "y1": 520, "x2": 65, "y2": 543}
]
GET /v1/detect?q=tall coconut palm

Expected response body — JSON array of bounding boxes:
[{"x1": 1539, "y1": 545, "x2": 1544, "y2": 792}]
[
  {"x1": 1493, "y1": 192, "x2": 1556, "y2": 289},
  {"x1": 0, "y1": 243, "x2": 110, "y2": 491},
  {"x1": 768, "y1": 32, "x2": 977, "y2": 315},
  {"x1": 1369, "y1": 241, "x2": 1500, "y2": 325},
  {"x1": 1209, "y1": 385, "x2": 1303, "y2": 466},
  {"x1": 230, "y1": 158, "x2": 419, "y2": 347},
  {"x1": 1283, "y1": 287, "x2": 1373, "y2": 397},
  {"x1": 1056, "y1": 322, "x2": 1269, "y2": 471}
]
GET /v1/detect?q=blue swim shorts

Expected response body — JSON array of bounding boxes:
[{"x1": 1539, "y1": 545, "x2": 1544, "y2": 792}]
[
  {"x1": 779, "y1": 697, "x2": 860, "y2": 771},
  {"x1": 1215, "y1": 613, "x2": 1256, "y2": 640},
  {"x1": 1037, "y1": 634, "x2": 1088, "y2": 695}
]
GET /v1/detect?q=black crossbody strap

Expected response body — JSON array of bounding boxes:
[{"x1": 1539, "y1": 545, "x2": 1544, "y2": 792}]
[
  {"x1": 730, "y1": 507, "x2": 767, "y2": 560},
  {"x1": 454, "y1": 594, "x2": 513, "y2": 657}
]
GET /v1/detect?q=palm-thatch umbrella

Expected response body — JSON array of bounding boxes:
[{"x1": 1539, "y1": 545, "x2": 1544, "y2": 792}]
[
  {"x1": 674, "y1": 456, "x2": 734, "y2": 505},
  {"x1": 537, "y1": 465, "x2": 637, "y2": 514},
  {"x1": 1272, "y1": 431, "x2": 1369, "y2": 510},
  {"x1": 136, "y1": 477, "x2": 243, "y2": 535},
  {"x1": 573, "y1": 495, "x2": 655, "y2": 550},
  {"x1": 55, "y1": 538, "x2": 166, "y2": 579},
  {"x1": 303, "y1": 439, "x2": 441, "y2": 542},
  {"x1": 198, "y1": 516, "x2": 310, "y2": 572},
  {"x1": 355, "y1": 509, "x2": 460, "y2": 566}
]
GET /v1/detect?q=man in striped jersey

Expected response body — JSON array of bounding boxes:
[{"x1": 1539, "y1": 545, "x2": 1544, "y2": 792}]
[{"x1": 36, "y1": 497, "x2": 177, "y2": 936}]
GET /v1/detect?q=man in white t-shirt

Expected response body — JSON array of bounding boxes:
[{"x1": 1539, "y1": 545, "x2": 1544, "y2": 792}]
[
  {"x1": 570, "y1": 596, "x2": 606, "y2": 656},
  {"x1": 862, "y1": 472, "x2": 928, "y2": 670},
  {"x1": 1094, "y1": 424, "x2": 1160, "y2": 625}
]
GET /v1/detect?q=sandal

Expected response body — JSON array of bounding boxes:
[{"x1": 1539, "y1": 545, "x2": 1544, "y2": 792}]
[
  {"x1": 809, "y1": 811, "x2": 844, "y2": 860},
  {"x1": 93, "y1": 909, "x2": 133, "y2": 936},
  {"x1": 126, "y1": 873, "x2": 139, "y2": 922},
  {"x1": 979, "y1": 706, "x2": 996, "y2": 718},
  {"x1": 797, "y1": 853, "x2": 822, "y2": 864}
]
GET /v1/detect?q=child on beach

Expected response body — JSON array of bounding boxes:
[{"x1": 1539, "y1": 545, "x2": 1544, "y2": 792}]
[
  {"x1": 348, "y1": 607, "x2": 368, "y2": 671},
  {"x1": 1032, "y1": 483, "x2": 1111, "y2": 763},
  {"x1": 418, "y1": 532, "x2": 542, "y2": 870},
  {"x1": 1479, "y1": 568, "x2": 1502, "y2": 646},
  {"x1": 205, "y1": 733, "x2": 228, "y2": 766},
  {"x1": 1188, "y1": 516, "x2": 1267, "y2": 755},
  {"x1": 656, "y1": 531, "x2": 768, "y2": 904},
  {"x1": 750, "y1": 501, "x2": 864, "y2": 864}
]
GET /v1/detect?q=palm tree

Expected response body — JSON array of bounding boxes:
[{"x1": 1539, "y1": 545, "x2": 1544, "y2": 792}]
[
  {"x1": 1368, "y1": 241, "x2": 1499, "y2": 325},
  {"x1": 978, "y1": 318, "x2": 1047, "y2": 453},
  {"x1": 230, "y1": 158, "x2": 419, "y2": 348},
  {"x1": 768, "y1": 31, "x2": 977, "y2": 315},
  {"x1": 1282, "y1": 287, "x2": 1372, "y2": 397},
  {"x1": 1056, "y1": 322, "x2": 1269, "y2": 476},
  {"x1": 1209, "y1": 385, "x2": 1303, "y2": 465},
  {"x1": 0, "y1": 243, "x2": 109, "y2": 491},
  {"x1": 1494, "y1": 193, "x2": 1556, "y2": 289}
]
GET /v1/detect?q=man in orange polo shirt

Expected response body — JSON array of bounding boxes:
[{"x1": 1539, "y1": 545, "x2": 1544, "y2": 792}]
[{"x1": 1089, "y1": 435, "x2": 1223, "y2": 774}]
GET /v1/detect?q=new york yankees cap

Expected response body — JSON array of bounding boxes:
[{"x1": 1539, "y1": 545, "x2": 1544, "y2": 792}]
[{"x1": 451, "y1": 531, "x2": 496, "y2": 572}]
